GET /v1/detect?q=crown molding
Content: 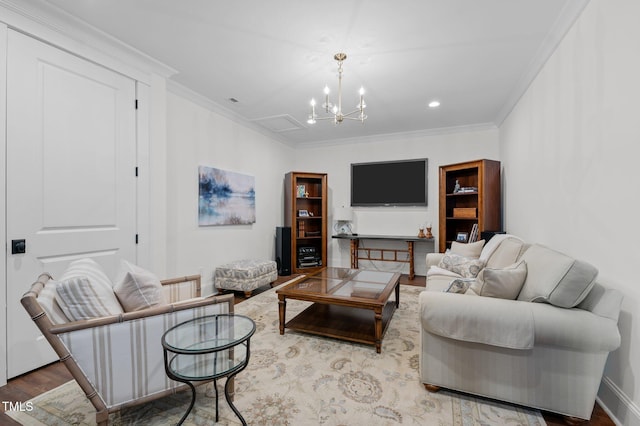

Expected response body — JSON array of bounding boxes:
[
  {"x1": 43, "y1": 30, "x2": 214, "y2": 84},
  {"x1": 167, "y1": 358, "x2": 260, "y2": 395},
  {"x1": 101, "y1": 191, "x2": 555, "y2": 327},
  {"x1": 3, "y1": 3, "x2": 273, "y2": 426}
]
[
  {"x1": 0, "y1": 0, "x2": 176, "y2": 83},
  {"x1": 295, "y1": 123, "x2": 499, "y2": 149},
  {"x1": 495, "y1": 0, "x2": 590, "y2": 127},
  {"x1": 166, "y1": 80, "x2": 296, "y2": 149}
]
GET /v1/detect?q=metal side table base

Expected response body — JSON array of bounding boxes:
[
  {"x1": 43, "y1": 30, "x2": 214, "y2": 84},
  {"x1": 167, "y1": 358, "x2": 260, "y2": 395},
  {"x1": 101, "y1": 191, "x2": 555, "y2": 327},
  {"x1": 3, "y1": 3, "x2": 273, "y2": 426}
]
[{"x1": 162, "y1": 314, "x2": 256, "y2": 426}]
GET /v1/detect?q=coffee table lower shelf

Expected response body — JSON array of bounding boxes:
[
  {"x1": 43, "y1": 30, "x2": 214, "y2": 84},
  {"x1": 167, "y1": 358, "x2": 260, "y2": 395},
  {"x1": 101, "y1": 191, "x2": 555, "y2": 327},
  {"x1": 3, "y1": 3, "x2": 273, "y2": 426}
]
[{"x1": 284, "y1": 301, "x2": 397, "y2": 350}]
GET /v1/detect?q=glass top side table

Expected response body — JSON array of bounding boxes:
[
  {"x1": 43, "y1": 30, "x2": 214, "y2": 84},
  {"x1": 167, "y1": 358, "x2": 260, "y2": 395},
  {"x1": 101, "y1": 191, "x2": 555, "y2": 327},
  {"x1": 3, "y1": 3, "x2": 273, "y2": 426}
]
[{"x1": 162, "y1": 314, "x2": 256, "y2": 425}]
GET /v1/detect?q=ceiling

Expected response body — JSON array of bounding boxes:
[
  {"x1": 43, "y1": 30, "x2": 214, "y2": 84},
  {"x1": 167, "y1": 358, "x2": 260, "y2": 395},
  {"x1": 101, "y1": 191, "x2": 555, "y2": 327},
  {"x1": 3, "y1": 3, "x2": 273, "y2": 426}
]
[{"x1": 35, "y1": 0, "x2": 588, "y2": 145}]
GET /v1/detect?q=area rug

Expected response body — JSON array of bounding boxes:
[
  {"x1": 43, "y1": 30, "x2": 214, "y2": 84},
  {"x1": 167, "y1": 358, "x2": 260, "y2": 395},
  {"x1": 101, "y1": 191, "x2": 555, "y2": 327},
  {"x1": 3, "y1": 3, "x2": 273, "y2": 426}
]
[{"x1": 8, "y1": 284, "x2": 544, "y2": 425}]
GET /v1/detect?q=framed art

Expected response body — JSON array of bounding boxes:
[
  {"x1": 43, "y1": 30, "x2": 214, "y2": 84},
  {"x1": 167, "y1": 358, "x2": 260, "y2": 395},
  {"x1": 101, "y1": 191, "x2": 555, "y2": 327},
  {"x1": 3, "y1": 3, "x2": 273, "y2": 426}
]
[
  {"x1": 298, "y1": 209, "x2": 309, "y2": 217},
  {"x1": 198, "y1": 166, "x2": 256, "y2": 226},
  {"x1": 455, "y1": 232, "x2": 468, "y2": 243},
  {"x1": 296, "y1": 184, "x2": 306, "y2": 198}
]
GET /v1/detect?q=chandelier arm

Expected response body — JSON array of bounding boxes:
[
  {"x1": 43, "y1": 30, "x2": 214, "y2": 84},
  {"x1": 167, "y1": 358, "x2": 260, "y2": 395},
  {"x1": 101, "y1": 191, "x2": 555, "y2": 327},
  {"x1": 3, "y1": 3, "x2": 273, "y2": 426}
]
[{"x1": 342, "y1": 109, "x2": 365, "y2": 117}]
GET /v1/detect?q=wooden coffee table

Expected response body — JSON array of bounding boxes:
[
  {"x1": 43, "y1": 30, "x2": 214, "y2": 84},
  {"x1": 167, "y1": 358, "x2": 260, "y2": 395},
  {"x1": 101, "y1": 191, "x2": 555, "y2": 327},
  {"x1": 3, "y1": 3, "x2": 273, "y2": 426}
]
[{"x1": 276, "y1": 267, "x2": 401, "y2": 353}]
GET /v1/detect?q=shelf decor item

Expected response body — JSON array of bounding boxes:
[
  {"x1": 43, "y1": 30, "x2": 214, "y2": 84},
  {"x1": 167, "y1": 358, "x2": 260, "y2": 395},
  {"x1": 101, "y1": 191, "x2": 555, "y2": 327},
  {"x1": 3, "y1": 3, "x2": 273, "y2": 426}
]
[
  {"x1": 456, "y1": 232, "x2": 469, "y2": 243},
  {"x1": 425, "y1": 224, "x2": 433, "y2": 239},
  {"x1": 417, "y1": 226, "x2": 426, "y2": 238},
  {"x1": 453, "y1": 207, "x2": 477, "y2": 218},
  {"x1": 297, "y1": 184, "x2": 306, "y2": 198}
]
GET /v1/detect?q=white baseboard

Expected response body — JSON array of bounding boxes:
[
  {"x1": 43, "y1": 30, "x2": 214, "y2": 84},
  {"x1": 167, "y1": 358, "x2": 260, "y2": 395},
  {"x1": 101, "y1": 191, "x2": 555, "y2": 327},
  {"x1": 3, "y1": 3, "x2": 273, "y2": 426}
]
[{"x1": 598, "y1": 376, "x2": 640, "y2": 426}]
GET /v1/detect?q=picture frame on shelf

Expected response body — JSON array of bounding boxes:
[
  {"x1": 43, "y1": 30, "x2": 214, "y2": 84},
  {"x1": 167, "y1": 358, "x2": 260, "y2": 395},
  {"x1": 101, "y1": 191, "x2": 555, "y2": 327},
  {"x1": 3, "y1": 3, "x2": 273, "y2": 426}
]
[
  {"x1": 296, "y1": 185, "x2": 306, "y2": 198},
  {"x1": 456, "y1": 232, "x2": 468, "y2": 243},
  {"x1": 298, "y1": 209, "x2": 309, "y2": 217}
]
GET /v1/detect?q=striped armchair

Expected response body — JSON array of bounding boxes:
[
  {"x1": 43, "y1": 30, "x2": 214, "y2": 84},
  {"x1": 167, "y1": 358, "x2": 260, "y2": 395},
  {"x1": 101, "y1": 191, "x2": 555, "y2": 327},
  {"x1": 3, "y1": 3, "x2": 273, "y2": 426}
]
[{"x1": 21, "y1": 273, "x2": 234, "y2": 426}]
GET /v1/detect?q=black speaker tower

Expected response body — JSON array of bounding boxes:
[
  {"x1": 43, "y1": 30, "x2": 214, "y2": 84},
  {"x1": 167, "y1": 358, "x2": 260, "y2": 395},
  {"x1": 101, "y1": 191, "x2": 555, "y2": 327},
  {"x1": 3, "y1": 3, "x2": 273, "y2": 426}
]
[{"x1": 275, "y1": 226, "x2": 291, "y2": 276}]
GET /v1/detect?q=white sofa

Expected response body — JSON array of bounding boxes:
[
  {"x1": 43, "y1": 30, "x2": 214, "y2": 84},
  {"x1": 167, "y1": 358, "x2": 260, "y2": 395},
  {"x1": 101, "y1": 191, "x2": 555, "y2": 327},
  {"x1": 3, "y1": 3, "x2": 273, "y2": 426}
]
[{"x1": 419, "y1": 235, "x2": 623, "y2": 420}]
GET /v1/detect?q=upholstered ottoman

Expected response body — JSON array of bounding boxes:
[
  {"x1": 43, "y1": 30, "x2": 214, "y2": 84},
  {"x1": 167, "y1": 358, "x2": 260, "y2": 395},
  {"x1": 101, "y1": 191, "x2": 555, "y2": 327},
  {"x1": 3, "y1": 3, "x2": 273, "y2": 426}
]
[{"x1": 214, "y1": 259, "x2": 278, "y2": 297}]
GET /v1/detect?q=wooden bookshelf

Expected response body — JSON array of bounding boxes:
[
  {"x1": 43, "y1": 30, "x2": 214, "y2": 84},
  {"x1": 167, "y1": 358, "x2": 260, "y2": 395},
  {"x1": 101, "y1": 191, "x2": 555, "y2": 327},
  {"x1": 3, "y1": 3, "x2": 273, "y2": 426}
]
[
  {"x1": 284, "y1": 172, "x2": 328, "y2": 273},
  {"x1": 438, "y1": 160, "x2": 501, "y2": 252}
]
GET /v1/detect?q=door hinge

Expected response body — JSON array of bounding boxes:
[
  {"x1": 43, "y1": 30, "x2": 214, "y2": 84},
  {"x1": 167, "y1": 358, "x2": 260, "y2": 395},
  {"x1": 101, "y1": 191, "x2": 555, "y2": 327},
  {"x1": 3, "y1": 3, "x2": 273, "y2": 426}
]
[
  {"x1": 135, "y1": 166, "x2": 138, "y2": 177},
  {"x1": 135, "y1": 99, "x2": 139, "y2": 109},
  {"x1": 135, "y1": 234, "x2": 139, "y2": 244}
]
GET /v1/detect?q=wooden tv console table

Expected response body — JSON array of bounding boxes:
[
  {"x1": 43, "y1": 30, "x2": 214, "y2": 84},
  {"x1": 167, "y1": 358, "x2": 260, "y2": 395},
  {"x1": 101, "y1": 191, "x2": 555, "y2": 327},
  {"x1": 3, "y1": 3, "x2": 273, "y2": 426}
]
[{"x1": 332, "y1": 234, "x2": 435, "y2": 280}]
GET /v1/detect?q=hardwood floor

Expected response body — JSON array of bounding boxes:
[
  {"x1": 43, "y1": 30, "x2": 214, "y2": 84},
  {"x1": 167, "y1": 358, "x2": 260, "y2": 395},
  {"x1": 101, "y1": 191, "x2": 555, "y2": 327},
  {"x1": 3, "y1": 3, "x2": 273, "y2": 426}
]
[{"x1": 0, "y1": 273, "x2": 615, "y2": 425}]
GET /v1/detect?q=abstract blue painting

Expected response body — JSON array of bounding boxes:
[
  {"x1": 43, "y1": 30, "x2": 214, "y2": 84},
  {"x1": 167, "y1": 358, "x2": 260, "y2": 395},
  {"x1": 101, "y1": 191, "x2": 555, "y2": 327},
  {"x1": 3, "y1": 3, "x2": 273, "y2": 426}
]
[{"x1": 198, "y1": 166, "x2": 256, "y2": 226}]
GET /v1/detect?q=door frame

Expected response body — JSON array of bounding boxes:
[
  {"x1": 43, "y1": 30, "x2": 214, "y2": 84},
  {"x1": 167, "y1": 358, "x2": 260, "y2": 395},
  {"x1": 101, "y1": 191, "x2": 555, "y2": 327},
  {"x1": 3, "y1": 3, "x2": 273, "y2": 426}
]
[{"x1": 0, "y1": 21, "x2": 8, "y2": 387}]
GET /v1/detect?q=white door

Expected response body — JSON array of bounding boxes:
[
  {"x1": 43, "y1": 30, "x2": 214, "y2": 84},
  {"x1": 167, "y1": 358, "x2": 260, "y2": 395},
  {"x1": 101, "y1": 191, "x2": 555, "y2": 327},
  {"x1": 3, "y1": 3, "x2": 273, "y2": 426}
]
[{"x1": 6, "y1": 31, "x2": 137, "y2": 377}]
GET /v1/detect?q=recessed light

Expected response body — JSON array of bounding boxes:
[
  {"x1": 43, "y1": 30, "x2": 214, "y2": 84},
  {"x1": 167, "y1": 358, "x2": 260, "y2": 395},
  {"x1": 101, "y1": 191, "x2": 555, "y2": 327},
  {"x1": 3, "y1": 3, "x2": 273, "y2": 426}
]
[{"x1": 428, "y1": 101, "x2": 440, "y2": 108}]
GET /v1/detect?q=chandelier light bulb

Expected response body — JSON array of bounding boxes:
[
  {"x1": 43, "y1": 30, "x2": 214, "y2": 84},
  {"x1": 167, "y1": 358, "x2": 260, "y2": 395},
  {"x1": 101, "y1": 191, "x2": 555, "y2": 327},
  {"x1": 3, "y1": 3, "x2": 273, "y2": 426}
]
[
  {"x1": 310, "y1": 98, "x2": 316, "y2": 106},
  {"x1": 359, "y1": 87, "x2": 365, "y2": 95},
  {"x1": 324, "y1": 86, "x2": 330, "y2": 95}
]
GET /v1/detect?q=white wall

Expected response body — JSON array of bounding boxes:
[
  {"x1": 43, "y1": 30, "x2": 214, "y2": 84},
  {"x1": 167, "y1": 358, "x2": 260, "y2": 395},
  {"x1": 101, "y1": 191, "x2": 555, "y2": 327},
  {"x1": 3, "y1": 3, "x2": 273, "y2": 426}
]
[
  {"x1": 500, "y1": 1, "x2": 640, "y2": 424},
  {"x1": 165, "y1": 92, "x2": 295, "y2": 294},
  {"x1": 295, "y1": 127, "x2": 500, "y2": 276}
]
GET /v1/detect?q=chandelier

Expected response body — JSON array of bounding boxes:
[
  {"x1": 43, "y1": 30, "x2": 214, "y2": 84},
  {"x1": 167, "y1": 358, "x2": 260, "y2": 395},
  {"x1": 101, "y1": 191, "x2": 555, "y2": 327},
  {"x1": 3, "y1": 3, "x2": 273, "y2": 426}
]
[{"x1": 307, "y1": 53, "x2": 367, "y2": 125}]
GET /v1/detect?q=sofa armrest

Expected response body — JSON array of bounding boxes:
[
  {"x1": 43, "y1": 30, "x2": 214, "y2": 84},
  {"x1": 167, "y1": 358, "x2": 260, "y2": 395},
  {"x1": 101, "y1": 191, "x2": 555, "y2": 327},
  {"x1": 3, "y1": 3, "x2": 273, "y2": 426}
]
[
  {"x1": 419, "y1": 291, "x2": 621, "y2": 352},
  {"x1": 530, "y1": 302, "x2": 621, "y2": 352},
  {"x1": 426, "y1": 253, "x2": 445, "y2": 271},
  {"x1": 420, "y1": 291, "x2": 534, "y2": 349}
]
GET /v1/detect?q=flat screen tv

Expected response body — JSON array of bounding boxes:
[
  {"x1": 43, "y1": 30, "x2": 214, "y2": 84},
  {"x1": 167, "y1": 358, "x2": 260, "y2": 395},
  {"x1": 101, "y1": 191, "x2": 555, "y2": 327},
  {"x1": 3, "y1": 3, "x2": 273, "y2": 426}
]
[{"x1": 351, "y1": 158, "x2": 428, "y2": 207}]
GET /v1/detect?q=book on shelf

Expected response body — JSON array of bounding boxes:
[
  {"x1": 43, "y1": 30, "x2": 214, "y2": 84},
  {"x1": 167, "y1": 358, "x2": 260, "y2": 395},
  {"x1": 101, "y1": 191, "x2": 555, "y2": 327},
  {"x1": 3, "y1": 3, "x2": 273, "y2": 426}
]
[
  {"x1": 468, "y1": 224, "x2": 479, "y2": 243},
  {"x1": 458, "y1": 187, "x2": 478, "y2": 193}
]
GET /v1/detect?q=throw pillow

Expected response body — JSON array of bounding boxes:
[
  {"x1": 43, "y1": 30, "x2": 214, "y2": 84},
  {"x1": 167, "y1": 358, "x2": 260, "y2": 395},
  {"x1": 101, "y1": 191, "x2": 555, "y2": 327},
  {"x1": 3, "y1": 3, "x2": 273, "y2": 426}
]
[
  {"x1": 468, "y1": 260, "x2": 527, "y2": 300},
  {"x1": 113, "y1": 260, "x2": 167, "y2": 312},
  {"x1": 438, "y1": 253, "x2": 485, "y2": 278},
  {"x1": 517, "y1": 244, "x2": 598, "y2": 308},
  {"x1": 56, "y1": 257, "x2": 123, "y2": 320},
  {"x1": 38, "y1": 280, "x2": 70, "y2": 324},
  {"x1": 60, "y1": 258, "x2": 113, "y2": 290},
  {"x1": 55, "y1": 276, "x2": 123, "y2": 321},
  {"x1": 445, "y1": 278, "x2": 475, "y2": 294},
  {"x1": 450, "y1": 240, "x2": 485, "y2": 259}
]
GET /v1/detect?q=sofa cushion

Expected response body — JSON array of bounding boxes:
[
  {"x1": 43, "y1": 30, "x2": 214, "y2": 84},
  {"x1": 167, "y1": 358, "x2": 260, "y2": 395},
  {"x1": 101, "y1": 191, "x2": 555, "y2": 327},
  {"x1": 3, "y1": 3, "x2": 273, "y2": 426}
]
[
  {"x1": 55, "y1": 276, "x2": 123, "y2": 321},
  {"x1": 467, "y1": 260, "x2": 527, "y2": 300},
  {"x1": 517, "y1": 244, "x2": 598, "y2": 308},
  {"x1": 438, "y1": 253, "x2": 485, "y2": 278},
  {"x1": 450, "y1": 240, "x2": 485, "y2": 258},
  {"x1": 114, "y1": 261, "x2": 167, "y2": 312},
  {"x1": 479, "y1": 234, "x2": 526, "y2": 268}
]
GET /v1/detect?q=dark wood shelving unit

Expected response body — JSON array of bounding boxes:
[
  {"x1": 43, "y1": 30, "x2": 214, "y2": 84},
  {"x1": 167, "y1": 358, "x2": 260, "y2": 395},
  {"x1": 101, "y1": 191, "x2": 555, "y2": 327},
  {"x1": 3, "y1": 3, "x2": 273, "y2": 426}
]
[
  {"x1": 284, "y1": 172, "x2": 328, "y2": 274},
  {"x1": 438, "y1": 159, "x2": 501, "y2": 253}
]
